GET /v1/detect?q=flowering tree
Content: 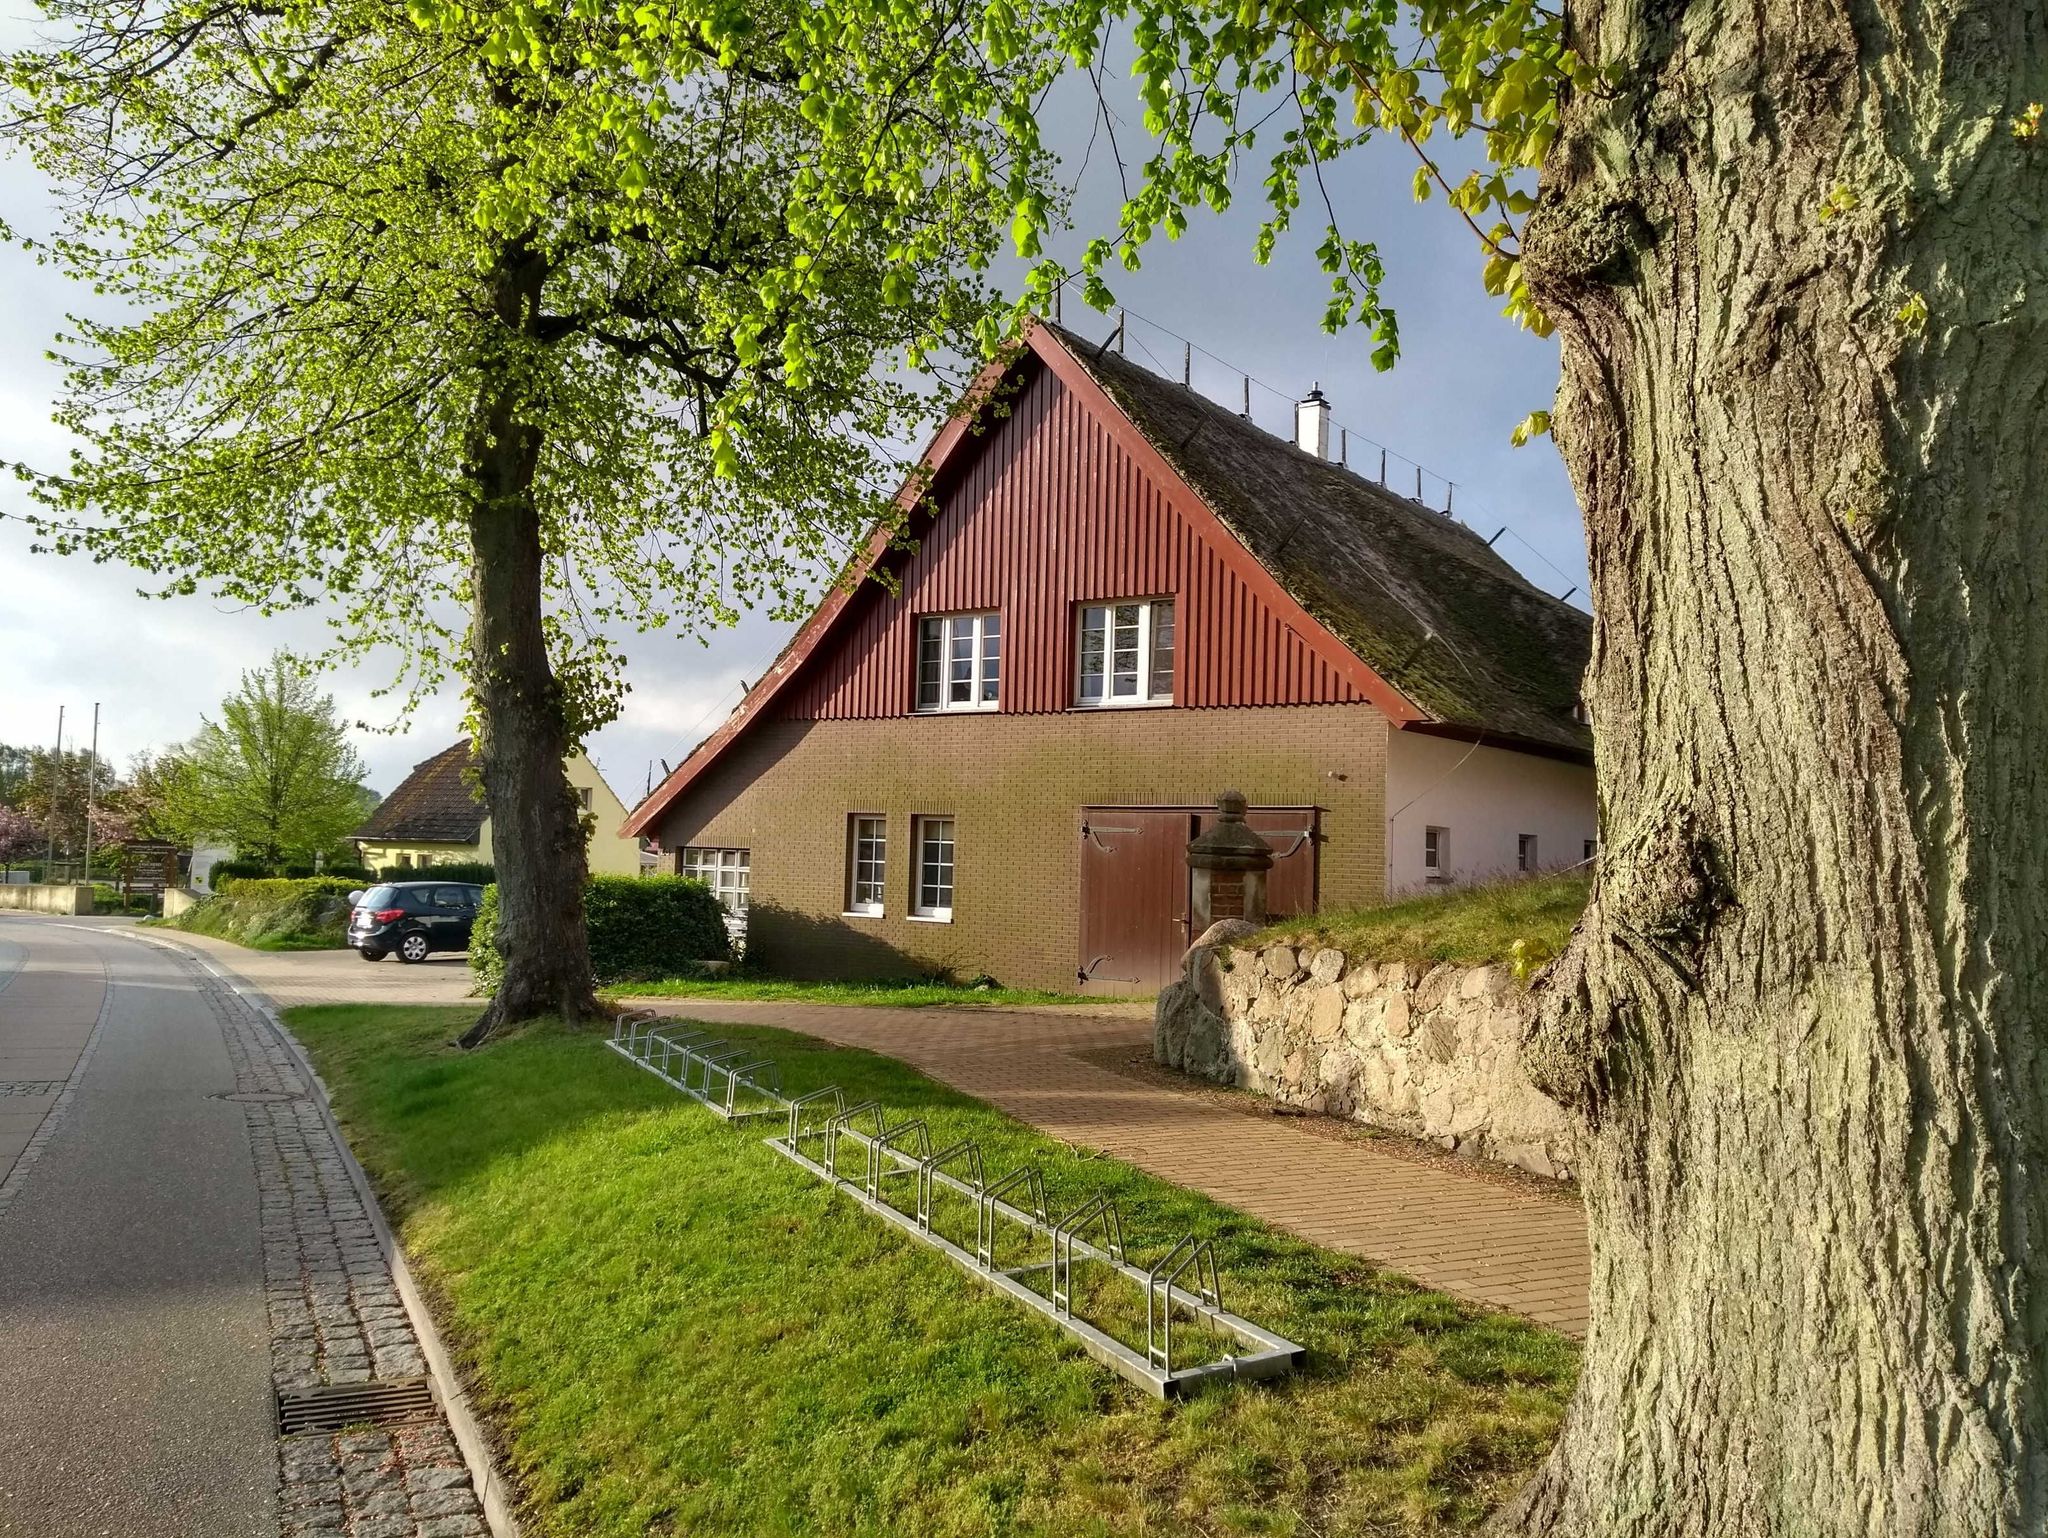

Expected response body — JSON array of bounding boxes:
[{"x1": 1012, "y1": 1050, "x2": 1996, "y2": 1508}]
[{"x1": 0, "y1": 804, "x2": 38, "y2": 872}]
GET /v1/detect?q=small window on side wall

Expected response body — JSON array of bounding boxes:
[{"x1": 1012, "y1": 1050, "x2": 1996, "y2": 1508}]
[
  {"x1": 916, "y1": 612, "x2": 1000, "y2": 711},
  {"x1": 846, "y1": 815, "x2": 887, "y2": 916},
  {"x1": 1075, "y1": 598, "x2": 1174, "y2": 706},
  {"x1": 1583, "y1": 839, "x2": 1597, "y2": 863},
  {"x1": 912, "y1": 816, "x2": 955, "y2": 920},
  {"x1": 1423, "y1": 826, "x2": 1447, "y2": 881},
  {"x1": 1518, "y1": 833, "x2": 1537, "y2": 872}
]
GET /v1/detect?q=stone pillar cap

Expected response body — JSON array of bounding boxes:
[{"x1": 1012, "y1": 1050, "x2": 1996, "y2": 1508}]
[{"x1": 1187, "y1": 791, "x2": 1273, "y2": 872}]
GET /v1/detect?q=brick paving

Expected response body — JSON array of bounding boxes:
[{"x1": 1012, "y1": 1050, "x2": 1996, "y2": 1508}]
[
  {"x1": 184, "y1": 945, "x2": 487, "y2": 1537},
  {"x1": 634, "y1": 997, "x2": 1593, "y2": 1335}
]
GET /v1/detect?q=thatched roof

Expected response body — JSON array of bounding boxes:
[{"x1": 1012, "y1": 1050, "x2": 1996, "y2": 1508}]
[{"x1": 1054, "y1": 327, "x2": 1591, "y2": 755}]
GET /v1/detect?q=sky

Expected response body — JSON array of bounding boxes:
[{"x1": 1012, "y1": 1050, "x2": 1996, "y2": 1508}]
[{"x1": 0, "y1": 25, "x2": 1589, "y2": 808}]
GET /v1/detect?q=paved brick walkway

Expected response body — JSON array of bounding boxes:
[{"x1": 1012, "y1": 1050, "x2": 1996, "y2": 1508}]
[{"x1": 636, "y1": 998, "x2": 1592, "y2": 1335}]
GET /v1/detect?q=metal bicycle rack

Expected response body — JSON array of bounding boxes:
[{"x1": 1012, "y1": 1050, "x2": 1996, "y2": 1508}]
[{"x1": 604, "y1": 1011, "x2": 1305, "y2": 1399}]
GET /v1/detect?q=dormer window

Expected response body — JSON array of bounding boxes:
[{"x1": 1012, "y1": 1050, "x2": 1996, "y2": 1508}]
[
  {"x1": 1076, "y1": 599, "x2": 1174, "y2": 707},
  {"x1": 916, "y1": 612, "x2": 1000, "y2": 711}
]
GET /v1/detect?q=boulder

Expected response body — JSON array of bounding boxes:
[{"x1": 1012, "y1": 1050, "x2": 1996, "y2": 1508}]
[
  {"x1": 1383, "y1": 993, "x2": 1413, "y2": 1041},
  {"x1": 1307, "y1": 947, "x2": 1346, "y2": 985},
  {"x1": 1310, "y1": 985, "x2": 1346, "y2": 1044},
  {"x1": 1262, "y1": 944, "x2": 1302, "y2": 981}
]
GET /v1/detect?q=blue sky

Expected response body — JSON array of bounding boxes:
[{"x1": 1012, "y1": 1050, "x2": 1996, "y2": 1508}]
[{"x1": 0, "y1": 26, "x2": 1587, "y2": 805}]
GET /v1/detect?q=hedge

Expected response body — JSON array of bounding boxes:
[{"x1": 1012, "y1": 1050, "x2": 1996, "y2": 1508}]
[
  {"x1": 470, "y1": 875, "x2": 729, "y2": 992},
  {"x1": 377, "y1": 861, "x2": 496, "y2": 885}
]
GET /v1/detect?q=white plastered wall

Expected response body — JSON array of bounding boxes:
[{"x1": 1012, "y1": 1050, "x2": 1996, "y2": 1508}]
[{"x1": 1384, "y1": 731, "x2": 1597, "y2": 894}]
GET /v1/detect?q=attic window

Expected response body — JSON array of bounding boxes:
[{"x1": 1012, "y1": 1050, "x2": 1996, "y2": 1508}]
[
  {"x1": 916, "y1": 612, "x2": 1000, "y2": 712},
  {"x1": 1076, "y1": 599, "x2": 1175, "y2": 707}
]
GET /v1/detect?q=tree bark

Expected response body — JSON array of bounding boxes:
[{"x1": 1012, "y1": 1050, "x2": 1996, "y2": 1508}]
[
  {"x1": 458, "y1": 242, "x2": 602, "y2": 1046},
  {"x1": 1502, "y1": 3, "x2": 2048, "y2": 1532}
]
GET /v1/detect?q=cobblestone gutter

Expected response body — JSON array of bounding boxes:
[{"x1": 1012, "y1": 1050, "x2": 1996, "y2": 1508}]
[{"x1": 184, "y1": 950, "x2": 498, "y2": 1538}]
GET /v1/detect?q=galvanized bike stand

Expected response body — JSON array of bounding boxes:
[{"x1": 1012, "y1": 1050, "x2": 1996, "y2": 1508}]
[{"x1": 605, "y1": 1011, "x2": 1305, "y2": 1400}]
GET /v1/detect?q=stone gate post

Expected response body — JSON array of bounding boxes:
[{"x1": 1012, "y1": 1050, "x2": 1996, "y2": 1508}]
[{"x1": 1186, "y1": 790, "x2": 1274, "y2": 931}]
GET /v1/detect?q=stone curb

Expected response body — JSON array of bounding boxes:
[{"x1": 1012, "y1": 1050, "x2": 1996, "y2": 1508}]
[{"x1": 117, "y1": 927, "x2": 524, "y2": 1538}]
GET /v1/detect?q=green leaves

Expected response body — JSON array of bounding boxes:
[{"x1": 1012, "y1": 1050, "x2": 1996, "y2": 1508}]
[{"x1": 5, "y1": 0, "x2": 1031, "y2": 737}]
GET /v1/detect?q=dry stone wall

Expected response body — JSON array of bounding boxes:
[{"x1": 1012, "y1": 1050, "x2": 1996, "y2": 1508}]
[{"x1": 1154, "y1": 928, "x2": 1576, "y2": 1179}]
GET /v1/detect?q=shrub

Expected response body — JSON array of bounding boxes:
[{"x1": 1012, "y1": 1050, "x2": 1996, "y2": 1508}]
[
  {"x1": 322, "y1": 862, "x2": 374, "y2": 882},
  {"x1": 209, "y1": 857, "x2": 275, "y2": 892},
  {"x1": 159, "y1": 876, "x2": 358, "y2": 947},
  {"x1": 470, "y1": 875, "x2": 729, "y2": 992}
]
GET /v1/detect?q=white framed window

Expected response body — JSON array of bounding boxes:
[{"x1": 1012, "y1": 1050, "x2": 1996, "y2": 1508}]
[
  {"x1": 916, "y1": 612, "x2": 1000, "y2": 711},
  {"x1": 1583, "y1": 839, "x2": 1597, "y2": 862},
  {"x1": 680, "y1": 846, "x2": 750, "y2": 912},
  {"x1": 1518, "y1": 833, "x2": 1537, "y2": 872},
  {"x1": 1075, "y1": 598, "x2": 1174, "y2": 706},
  {"x1": 1423, "y1": 825, "x2": 1448, "y2": 881},
  {"x1": 912, "y1": 816, "x2": 955, "y2": 920},
  {"x1": 576, "y1": 786, "x2": 594, "y2": 811},
  {"x1": 846, "y1": 815, "x2": 887, "y2": 915}
]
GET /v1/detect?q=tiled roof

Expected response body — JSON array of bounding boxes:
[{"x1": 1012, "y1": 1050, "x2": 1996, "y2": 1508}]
[
  {"x1": 1053, "y1": 327, "x2": 1592, "y2": 755},
  {"x1": 352, "y1": 740, "x2": 484, "y2": 843}
]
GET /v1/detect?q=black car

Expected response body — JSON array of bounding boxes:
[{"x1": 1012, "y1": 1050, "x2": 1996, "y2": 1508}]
[{"x1": 347, "y1": 882, "x2": 484, "y2": 963}]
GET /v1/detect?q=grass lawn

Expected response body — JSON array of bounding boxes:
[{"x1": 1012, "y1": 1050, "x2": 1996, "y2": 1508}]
[
  {"x1": 288, "y1": 1004, "x2": 1575, "y2": 1537},
  {"x1": 1254, "y1": 874, "x2": 1590, "y2": 971},
  {"x1": 608, "y1": 976, "x2": 1122, "y2": 1008}
]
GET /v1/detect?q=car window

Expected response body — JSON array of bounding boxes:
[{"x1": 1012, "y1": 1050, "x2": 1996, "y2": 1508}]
[
  {"x1": 361, "y1": 885, "x2": 398, "y2": 908},
  {"x1": 433, "y1": 887, "x2": 471, "y2": 908}
]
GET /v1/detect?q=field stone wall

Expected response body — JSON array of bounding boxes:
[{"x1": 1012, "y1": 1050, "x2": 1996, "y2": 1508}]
[{"x1": 1154, "y1": 925, "x2": 1576, "y2": 1179}]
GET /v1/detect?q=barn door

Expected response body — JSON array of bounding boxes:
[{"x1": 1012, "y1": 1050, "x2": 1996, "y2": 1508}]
[
  {"x1": 1239, "y1": 807, "x2": 1320, "y2": 919},
  {"x1": 1077, "y1": 809, "x2": 1196, "y2": 994}
]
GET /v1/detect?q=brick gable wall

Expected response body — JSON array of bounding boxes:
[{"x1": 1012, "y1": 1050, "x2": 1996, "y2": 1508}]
[{"x1": 651, "y1": 702, "x2": 1388, "y2": 992}]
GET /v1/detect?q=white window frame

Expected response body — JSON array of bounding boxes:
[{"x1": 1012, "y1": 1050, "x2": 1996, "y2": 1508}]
[
  {"x1": 1423, "y1": 825, "x2": 1448, "y2": 882},
  {"x1": 845, "y1": 815, "x2": 887, "y2": 916},
  {"x1": 1073, "y1": 598, "x2": 1175, "y2": 708},
  {"x1": 911, "y1": 816, "x2": 955, "y2": 921},
  {"x1": 1518, "y1": 833, "x2": 1537, "y2": 872},
  {"x1": 1583, "y1": 839, "x2": 1598, "y2": 863},
  {"x1": 680, "y1": 846, "x2": 750, "y2": 913},
  {"x1": 915, "y1": 611, "x2": 1001, "y2": 712}
]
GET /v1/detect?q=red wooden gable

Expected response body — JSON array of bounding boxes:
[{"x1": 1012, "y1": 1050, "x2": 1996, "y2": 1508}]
[
  {"x1": 772, "y1": 361, "x2": 1367, "y2": 719},
  {"x1": 624, "y1": 323, "x2": 1418, "y2": 837}
]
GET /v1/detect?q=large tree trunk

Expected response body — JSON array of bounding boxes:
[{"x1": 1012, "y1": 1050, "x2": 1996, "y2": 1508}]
[
  {"x1": 458, "y1": 245, "x2": 602, "y2": 1046},
  {"x1": 1504, "y1": 3, "x2": 2048, "y2": 1532}
]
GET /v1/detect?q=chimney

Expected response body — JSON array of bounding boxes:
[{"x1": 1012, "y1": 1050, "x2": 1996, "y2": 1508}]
[{"x1": 1295, "y1": 385, "x2": 1330, "y2": 460}]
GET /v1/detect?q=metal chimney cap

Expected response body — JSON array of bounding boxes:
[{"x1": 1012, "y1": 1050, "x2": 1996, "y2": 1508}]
[{"x1": 1299, "y1": 384, "x2": 1327, "y2": 404}]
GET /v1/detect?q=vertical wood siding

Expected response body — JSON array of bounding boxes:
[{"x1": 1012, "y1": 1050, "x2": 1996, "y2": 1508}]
[{"x1": 773, "y1": 362, "x2": 1366, "y2": 720}]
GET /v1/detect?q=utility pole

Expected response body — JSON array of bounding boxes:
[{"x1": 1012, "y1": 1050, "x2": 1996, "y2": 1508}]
[
  {"x1": 44, "y1": 704, "x2": 62, "y2": 871},
  {"x1": 80, "y1": 703, "x2": 101, "y2": 883}
]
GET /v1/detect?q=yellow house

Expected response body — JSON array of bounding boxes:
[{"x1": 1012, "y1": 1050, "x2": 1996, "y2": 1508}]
[{"x1": 354, "y1": 740, "x2": 643, "y2": 876}]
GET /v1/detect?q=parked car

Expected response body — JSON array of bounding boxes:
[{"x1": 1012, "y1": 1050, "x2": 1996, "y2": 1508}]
[{"x1": 346, "y1": 881, "x2": 484, "y2": 963}]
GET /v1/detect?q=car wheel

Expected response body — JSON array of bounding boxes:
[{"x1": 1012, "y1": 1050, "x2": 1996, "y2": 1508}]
[
  {"x1": 398, "y1": 933, "x2": 431, "y2": 964},
  {"x1": 358, "y1": 947, "x2": 384, "y2": 962}
]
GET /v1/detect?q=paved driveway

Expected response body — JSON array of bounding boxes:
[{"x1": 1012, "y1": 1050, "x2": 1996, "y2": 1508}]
[{"x1": 137, "y1": 927, "x2": 480, "y2": 1011}]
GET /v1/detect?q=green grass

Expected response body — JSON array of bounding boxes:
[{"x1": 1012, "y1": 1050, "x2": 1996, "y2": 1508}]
[
  {"x1": 607, "y1": 976, "x2": 1116, "y2": 1008},
  {"x1": 1254, "y1": 874, "x2": 1590, "y2": 971},
  {"x1": 287, "y1": 1003, "x2": 1575, "y2": 1538}
]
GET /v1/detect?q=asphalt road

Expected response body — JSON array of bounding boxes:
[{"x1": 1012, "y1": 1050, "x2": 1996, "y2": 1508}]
[{"x1": 0, "y1": 917, "x2": 274, "y2": 1537}]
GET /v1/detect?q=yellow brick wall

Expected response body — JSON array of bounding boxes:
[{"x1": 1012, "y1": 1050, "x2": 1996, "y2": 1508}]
[{"x1": 651, "y1": 702, "x2": 1388, "y2": 991}]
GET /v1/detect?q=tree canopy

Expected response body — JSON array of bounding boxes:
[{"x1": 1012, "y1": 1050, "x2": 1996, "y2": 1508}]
[
  {"x1": 3, "y1": 0, "x2": 1044, "y2": 728},
  {"x1": 168, "y1": 653, "x2": 371, "y2": 867}
]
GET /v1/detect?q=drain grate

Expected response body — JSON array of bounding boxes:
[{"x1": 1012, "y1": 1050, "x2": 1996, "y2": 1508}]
[
  {"x1": 276, "y1": 1378, "x2": 438, "y2": 1436},
  {"x1": 211, "y1": 1090, "x2": 305, "y2": 1104},
  {"x1": 0, "y1": 1081, "x2": 65, "y2": 1097}
]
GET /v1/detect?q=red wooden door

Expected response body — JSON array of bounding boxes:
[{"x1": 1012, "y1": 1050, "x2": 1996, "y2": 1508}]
[
  {"x1": 1077, "y1": 809, "x2": 1196, "y2": 994},
  {"x1": 1241, "y1": 807, "x2": 1320, "y2": 918}
]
